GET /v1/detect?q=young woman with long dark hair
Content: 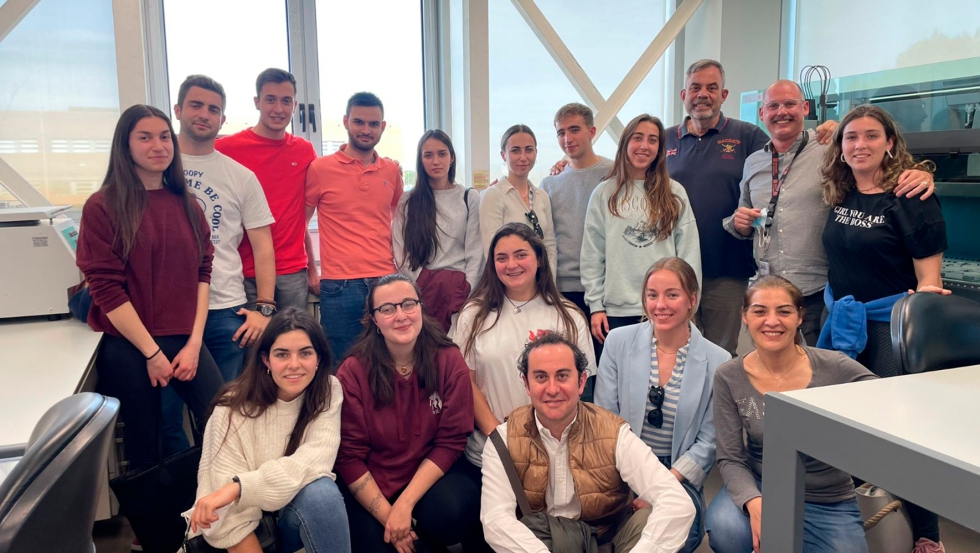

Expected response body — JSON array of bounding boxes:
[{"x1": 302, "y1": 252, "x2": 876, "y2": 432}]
[
  {"x1": 186, "y1": 308, "x2": 348, "y2": 552},
  {"x1": 581, "y1": 114, "x2": 701, "y2": 346},
  {"x1": 392, "y1": 130, "x2": 482, "y2": 329},
  {"x1": 336, "y1": 274, "x2": 485, "y2": 553},
  {"x1": 76, "y1": 104, "x2": 223, "y2": 471},
  {"x1": 453, "y1": 223, "x2": 595, "y2": 466}
]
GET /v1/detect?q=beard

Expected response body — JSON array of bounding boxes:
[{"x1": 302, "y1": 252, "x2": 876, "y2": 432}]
[
  {"x1": 348, "y1": 131, "x2": 379, "y2": 153},
  {"x1": 182, "y1": 121, "x2": 219, "y2": 143}
]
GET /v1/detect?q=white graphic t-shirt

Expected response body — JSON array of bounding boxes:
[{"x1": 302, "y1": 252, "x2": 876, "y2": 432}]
[{"x1": 182, "y1": 151, "x2": 275, "y2": 309}]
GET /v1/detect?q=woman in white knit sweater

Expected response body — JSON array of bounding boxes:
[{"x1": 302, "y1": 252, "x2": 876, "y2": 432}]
[{"x1": 187, "y1": 308, "x2": 349, "y2": 552}]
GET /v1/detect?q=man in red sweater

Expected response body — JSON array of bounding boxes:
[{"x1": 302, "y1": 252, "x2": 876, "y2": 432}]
[{"x1": 216, "y1": 68, "x2": 317, "y2": 312}]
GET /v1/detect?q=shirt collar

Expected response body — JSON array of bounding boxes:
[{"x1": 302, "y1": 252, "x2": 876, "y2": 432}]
[
  {"x1": 678, "y1": 112, "x2": 728, "y2": 138},
  {"x1": 335, "y1": 143, "x2": 384, "y2": 167},
  {"x1": 534, "y1": 409, "x2": 578, "y2": 444},
  {"x1": 763, "y1": 128, "x2": 813, "y2": 154}
]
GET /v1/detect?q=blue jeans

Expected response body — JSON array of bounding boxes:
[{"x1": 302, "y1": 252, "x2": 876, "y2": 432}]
[
  {"x1": 204, "y1": 304, "x2": 248, "y2": 382},
  {"x1": 320, "y1": 278, "x2": 378, "y2": 364},
  {"x1": 160, "y1": 306, "x2": 247, "y2": 456},
  {"x1": 705, "y1": 485, "x2": 869, "y2": 553},
  {"x1": 278, "y1": 477, "x2": 351, "y2": 553}
]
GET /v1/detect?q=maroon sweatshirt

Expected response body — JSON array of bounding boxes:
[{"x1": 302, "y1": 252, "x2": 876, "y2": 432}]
[
  {"x1": 76, "y1": 188, "x2": 213, "y2": 337},
  {"x1": 336, "y1": 346, "x2": 474, "y2": 498}
]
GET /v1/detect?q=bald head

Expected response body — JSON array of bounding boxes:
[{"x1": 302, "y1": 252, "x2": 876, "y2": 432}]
[{"x1": 760, "y1": 80, "x2": 810, "y2": 149}]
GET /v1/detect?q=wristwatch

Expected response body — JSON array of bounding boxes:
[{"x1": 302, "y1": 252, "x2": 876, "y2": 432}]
[{"x1": 255, "y1": 304, "x2": 277, "y2": 317}]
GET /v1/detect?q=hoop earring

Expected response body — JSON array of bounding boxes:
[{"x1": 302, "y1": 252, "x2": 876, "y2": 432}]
[
  {"x1": 886, "y1": 149, "x2": 894, "y2": 159},
  {"x1": 267, "y1": 368, "x2": 271, "y2": 375},
  {"x1": 840, "y1": 153, "x2": 846, "y2": 163},
  {"x1": 376, "y1": 326, "x2": 381, "y2": 334}
]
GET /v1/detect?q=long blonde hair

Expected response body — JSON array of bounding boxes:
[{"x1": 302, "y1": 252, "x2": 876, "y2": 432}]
[
  {"x1": 820, "y1": 104, "x2": 933, "y2": 206},
  {"x1": 605, "y1": 114, "x2": 682, "y2": 240}
]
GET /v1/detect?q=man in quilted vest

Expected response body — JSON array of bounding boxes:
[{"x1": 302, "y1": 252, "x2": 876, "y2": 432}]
[{"x1": 481, "y1": 333, "x2": 695, "y2": 552}]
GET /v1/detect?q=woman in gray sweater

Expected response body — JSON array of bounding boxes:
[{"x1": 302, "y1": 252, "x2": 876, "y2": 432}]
[{"x1": 706, "y1": 275, "x2": 874, "y2": 553}]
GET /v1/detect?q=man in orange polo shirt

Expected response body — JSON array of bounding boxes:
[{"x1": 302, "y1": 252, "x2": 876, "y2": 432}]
[{"x1": 305, "y1": 92, "x2": 404, "y2": 361}]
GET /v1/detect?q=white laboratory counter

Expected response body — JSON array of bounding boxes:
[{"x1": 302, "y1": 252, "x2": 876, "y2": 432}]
[
  {"x1": 763, "y1": 365, "x2": 980, "y2": 551},
  {"x1": 0, "y1": 317, "x2": 102, "y2": 447}
]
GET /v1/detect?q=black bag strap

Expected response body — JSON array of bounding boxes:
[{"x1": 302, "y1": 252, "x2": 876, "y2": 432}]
[
  {"x1": 489, "y1": 429, "x2": 533, "y2": 518},
  {"x1": 463, "y1": 187, "x2": 471, "y2": 216}
]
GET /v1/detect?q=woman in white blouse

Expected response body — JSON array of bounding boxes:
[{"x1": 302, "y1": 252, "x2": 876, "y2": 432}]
[
  {"x1": 479, "y1": 124, "x2": 558, "y2": 277},
  {"x1": 453, "y1": 223, "x2": 594, "y2": 466}
]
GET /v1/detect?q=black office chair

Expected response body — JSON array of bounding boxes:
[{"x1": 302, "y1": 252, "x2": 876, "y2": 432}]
[
  {"x1": 0, "y1": 393, "x2": 120, "y2": 553},
  {"x1": 890, "y1": 292, "x2": 980, "y2": 374}
]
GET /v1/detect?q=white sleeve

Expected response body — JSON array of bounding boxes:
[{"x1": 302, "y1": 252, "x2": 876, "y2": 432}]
[
  {"x1": 240, "y1": 172, "x2": 275, "y2": 229},
  {"x1": 580, "y1": 185, "x2": 608, "y2": 312},
  {"x1": 463, "y1": 189, "x2": 485, "y2": 290},
  {"x1": 236, "y1": 378, "x2": 343, "y2": 512},
  {"x1": 480, "y1": 424, "x2": 550, "y2": 553},
  {"x1": 537, "y1": 188, "x2": 558, "y2": 280},
  {"x1": 391, "y1": 195, "x2": 419, "y2": 281},
  {"x1": 616, "y1": 424, "x2": 696, "y2": 553},
  {"x1": 571, "y1": 308, "x2": 597, "y2": 374}
]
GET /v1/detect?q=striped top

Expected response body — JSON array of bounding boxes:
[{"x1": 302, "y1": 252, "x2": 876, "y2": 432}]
[{"x1": 640, "y1": 335, "x2": 690, "y2": 458}]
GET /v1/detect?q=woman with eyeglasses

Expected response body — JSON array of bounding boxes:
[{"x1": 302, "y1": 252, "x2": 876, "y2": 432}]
[
  {"x1": 581, "y1": 114, "x2": 701, "y2": 346},
  {"x1": 453, "y1": 223, "x2": 595, "y2": 467},
  {"x1": 335, "y1": 274, "x2": 486, "y2": 553},
  {"x1": 706, "y1": 276, "x2": 874, "y2": 553},
  {"x1": 392, "y1": 130, "x2": 483, "y2": 331},
  {"x1": 479, "y1": 124, "x2": 558, "y2": 278},
  {"x1": 594, "y1": 257, "x2": 728, "y2": 553},
  {"x1": 818, "y1": 104, "x2": 948, "y2": 552}
]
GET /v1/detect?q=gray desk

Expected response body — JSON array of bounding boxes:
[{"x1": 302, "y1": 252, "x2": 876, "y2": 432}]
[{"x1": 763, "y1": 365, "x2": 980, "y2": 551}]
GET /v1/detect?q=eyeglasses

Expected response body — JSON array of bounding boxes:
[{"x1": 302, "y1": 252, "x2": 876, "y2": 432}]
[
  {"x1": 763, "y1": 99, "x2": 803, "y2": 112},
  {"x1": 647, "y1": 385, "x2": 665, "y2": 428},
  {"x1": 372, "y1": 299, "x2": 421, "y2": 317},
  {"x1": 526, "y1": 210, "x2": 544, "y2": 239}
]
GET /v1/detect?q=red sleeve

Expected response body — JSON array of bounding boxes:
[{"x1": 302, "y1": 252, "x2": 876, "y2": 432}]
[
  {"x1": 335, "y1": 357, "x2": 372, "y2": 485},
  {"x1": 195, "y1": 203, "x2": 214, "y2": 284},
  {"x1": 76, "y1": 194, "x2": 130, "y2": 314},
  {"x1": 425, "y1": 347, "x2": 474, "y2": 473}
]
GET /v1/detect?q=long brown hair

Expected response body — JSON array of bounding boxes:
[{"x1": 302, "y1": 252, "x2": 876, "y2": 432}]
[
  {"x1": 403, "y1": 130, "x2": 457, "y2": 271},
  {"x1": 459, "y1": 223, "x2": 582, "y2": 357},
  {"x1": 213, "y1": 308, "x2": 334, "y2": 457},
  {"x1": 101, "y1": 104, "x2": 202, "y2": 260},
  {"x1": 605, "y1": 114, "x2": 681, "y2": 240},
  {"x1": 348, "y1": 274, "x2": 457, "y2": 407},
  {"x1": 820, "y1": 104, "x2": 934, "y2": 206}
]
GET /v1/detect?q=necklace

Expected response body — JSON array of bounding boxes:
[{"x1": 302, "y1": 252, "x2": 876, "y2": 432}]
[
  {"x1": 656, "y1": 345, "x2": 678, "y2": 354},
  {"x1": 395, "y1": 361, "x2": 414, "y2": 377},
  {"x1": 856, "y1": 184, "x2": 883, "y2": 193},
  {"x1": 754, "y1": 348, "x2": 804, "y2": 388},
  {"x1": 505, "y1": 293, "x2": 536, "y2": 314}
]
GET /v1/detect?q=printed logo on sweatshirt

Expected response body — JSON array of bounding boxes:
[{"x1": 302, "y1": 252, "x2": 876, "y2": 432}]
[
  {"x1": 429, "y1": 392, "x2": 443, "y2": 414},
  {"x1": 622, "y1": 223, "x2": 658, "y2": 248},
  {"x1": 185, "y1": 169, "x2": 223, "y2": 245}
]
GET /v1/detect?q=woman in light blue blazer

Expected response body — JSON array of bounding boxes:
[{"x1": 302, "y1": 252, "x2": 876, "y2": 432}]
[{"x1": 595, "y1": 256, "x2": 730, "y2": 553}]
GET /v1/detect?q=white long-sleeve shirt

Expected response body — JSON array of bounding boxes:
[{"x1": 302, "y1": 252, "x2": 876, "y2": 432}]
[{"x1": 480, "y1": 415, "x2": 696, "y2": 553}]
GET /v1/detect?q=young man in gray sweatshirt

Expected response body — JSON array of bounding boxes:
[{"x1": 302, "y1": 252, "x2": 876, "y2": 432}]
[{"x1": 541, "y1": 103, "x2": 613, "y2": 359}]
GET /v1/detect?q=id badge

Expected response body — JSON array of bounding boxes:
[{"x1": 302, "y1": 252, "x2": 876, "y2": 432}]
[{"x1": 758, "y1": 260, "x2": 770, "y2": 276}]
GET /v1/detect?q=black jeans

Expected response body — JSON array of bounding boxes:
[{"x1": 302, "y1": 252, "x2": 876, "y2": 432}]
[
  {"x1": 340, "y1": 457, "x2": 490, "y2": 553},
  {"x1": 96, "y1": 334, "x2": 223, "y2": 471}
]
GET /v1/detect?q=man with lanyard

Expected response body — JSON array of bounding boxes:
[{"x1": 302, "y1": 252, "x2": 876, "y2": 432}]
[{"x1": 724, "y1": 80, "x2": 935, "y2": 344}]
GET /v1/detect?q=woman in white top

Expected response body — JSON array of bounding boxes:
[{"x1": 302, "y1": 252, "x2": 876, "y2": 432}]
[
  {"x1": 581, "y1": 113, "x2": 701, "y2": 345},
  {"x1": 186, "y1": 307, "x2": 348, "y2": 552},
  {"x1": 479, "y1": 124, "x2": 558, "y2": 277},
  {"x1": 453, "y1": 223, "x2": 595, "y2": 465},
  {"x1": 392, "y1": 130, "x2": 483, "y2": 331}
]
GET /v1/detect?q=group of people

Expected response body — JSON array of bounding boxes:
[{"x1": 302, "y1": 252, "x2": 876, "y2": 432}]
[{"x1": 73, "y1": 58, "x2": 950, "y2": 553}]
